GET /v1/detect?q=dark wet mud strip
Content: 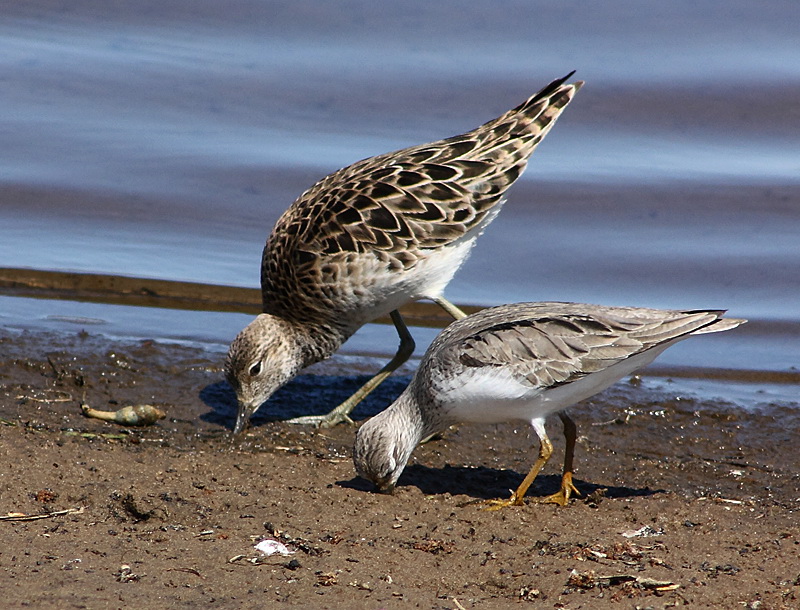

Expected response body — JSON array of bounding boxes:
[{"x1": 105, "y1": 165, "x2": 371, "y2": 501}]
[{"x1": 0, "y1": 267, "x2": 478, "y2": 328}]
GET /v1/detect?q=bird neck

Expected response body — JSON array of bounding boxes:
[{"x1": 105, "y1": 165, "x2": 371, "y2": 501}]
[
  {"x1": 390, "y1": 390, "x2": 429, "y2": 451},
  {"x1": 288, "y1": 318, "x2": 348, "y2": 368}
]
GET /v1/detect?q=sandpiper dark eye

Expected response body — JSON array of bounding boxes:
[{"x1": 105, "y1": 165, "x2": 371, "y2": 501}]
[{"x1": 248, "y1": 362, "x2": 262, "y2": 377}]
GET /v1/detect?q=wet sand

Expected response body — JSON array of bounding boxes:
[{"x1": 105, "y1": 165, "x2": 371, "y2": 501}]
[{"x1": 1, "y1": 328, "x2": 798, "y2": 608}]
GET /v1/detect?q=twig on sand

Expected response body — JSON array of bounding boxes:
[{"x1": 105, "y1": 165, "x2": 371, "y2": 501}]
[
  {"x1": 1, "y1": 506, "x2": 85, "y2": 522},
  {"x1": 452, "y1": 598, "x2": 467, "y2": 610},
  {"x1": 15, "y1": 389, "x2": 72, "y2": 403}
]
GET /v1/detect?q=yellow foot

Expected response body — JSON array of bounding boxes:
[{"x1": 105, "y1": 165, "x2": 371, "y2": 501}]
[
  {"x1": 283, "y1": 412, "x2": 355, "y2": 427},
  {"x1": 538, "y1": 478, "x2": 580, "y2": 507},
  {"x1": 419, "y1": 429, "x2": 449, "y2": 445},
  {"x1": 482, "y1": 493, "x2": 525, "y2": 511}
]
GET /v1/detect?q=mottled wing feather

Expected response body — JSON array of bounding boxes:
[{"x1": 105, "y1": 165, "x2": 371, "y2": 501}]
[
  {"x1": 444, "y1": 304, "x2": 726, "y2": 389},
  {"x1": 263, "y1": 73, "x2": 581, "y2": 288}
]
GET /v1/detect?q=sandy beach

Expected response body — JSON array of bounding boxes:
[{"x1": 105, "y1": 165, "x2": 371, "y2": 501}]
[{"x1": 1, "y1": 328, "x2": 797, "y2": 608}]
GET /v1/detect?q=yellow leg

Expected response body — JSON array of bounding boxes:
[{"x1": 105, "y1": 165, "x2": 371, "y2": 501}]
[
  {"x1": 484, "y1": 433, "x2": 554, "y2": 510},
  {"x1": 539, "y1": 413, "x2": 581, "y2": 506},
  {"x1": 431, "y1": 296, "x2": 468, "y2": 320},
  {"x1": 286, "y1": 310, "x2": 415, "y2": 427}
]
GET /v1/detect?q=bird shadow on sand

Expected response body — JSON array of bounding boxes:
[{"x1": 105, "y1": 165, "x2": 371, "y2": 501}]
[
  {"x1": 338, "y1": 463, "x2": 663, "y2": 503},
  {"x1": 198, "y1": 374, "x2": 409, "y2": 431}
]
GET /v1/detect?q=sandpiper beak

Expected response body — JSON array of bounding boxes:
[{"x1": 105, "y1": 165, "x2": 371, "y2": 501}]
[{"x1": 232, "y1": 403, "x2": 255, "y2": 436}]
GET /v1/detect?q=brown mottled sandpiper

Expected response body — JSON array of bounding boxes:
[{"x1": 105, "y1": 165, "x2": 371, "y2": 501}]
[{"x1": 226, "y1": 74, "x2": 583, "y2": 433}]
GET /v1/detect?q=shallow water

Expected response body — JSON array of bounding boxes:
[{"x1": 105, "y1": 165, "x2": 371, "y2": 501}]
[{"x1": 1, "y1": 1, "x2": 799, "y2": 409}]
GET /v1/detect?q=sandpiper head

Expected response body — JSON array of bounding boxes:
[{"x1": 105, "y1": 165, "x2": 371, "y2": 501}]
[
  {"x1": 353, "y1": 399, "x2": 420, "y2": 493},
  {"x1": 225, "y1": 314, "x2": 304, "y2": 435},
  {"x1": 353, "y1": 419, "x2": 403, "y2": 493}
]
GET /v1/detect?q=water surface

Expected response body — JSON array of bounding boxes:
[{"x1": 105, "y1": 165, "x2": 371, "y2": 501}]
[{"x1": 1, "y1": 1, "x2": 799, "y2": 408}]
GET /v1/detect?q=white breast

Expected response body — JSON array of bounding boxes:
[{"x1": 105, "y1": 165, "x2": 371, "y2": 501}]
[{"x1": 432, "y1": 344, "x2": 672, "y2": 426}]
